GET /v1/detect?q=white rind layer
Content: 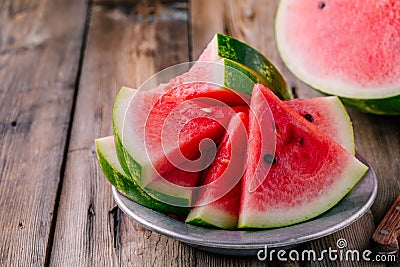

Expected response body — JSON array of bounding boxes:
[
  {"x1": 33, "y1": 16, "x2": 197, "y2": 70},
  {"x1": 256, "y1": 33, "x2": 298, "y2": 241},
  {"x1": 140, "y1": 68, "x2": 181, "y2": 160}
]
[
  {"x1": 116, "y1": 87, "x2": 162, "y2": 186},
  {"x1": 96, "y1": 136, "x2": 125, "y2": 174},
  {"x1": 324, "y1": 97, "x2": 355, "y2": 155}
]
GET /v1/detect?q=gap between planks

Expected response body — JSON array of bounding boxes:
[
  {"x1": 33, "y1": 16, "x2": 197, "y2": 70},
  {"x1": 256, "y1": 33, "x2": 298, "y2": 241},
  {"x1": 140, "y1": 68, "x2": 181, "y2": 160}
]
[{"x1": 44, "y1": 3, "x2": 93, "y2": 267}]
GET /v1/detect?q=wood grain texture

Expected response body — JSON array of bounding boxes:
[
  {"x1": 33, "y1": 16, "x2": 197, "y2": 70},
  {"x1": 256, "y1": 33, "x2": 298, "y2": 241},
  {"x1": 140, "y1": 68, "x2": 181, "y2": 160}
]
[
  {"x1": 0, "y1": 0, "x2": 87, "y2": 266},
  {"x1": 350, "y1": 112, "x2": 400, "y2": 223},
  {"x1": 190, "y1": 0, "x2": 225, "y2": 60},
  {"x1": 49, "y1": 2, "x2": 194, "y2": 266}
]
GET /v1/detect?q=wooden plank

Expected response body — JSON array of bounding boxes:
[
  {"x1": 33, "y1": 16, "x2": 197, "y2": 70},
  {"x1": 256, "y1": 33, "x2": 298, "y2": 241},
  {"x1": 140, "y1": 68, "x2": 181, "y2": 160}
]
[
  {"x1": 350, "y1": 111, "x2": 400, "y2": 222},
  {"x1": 190, "y1": 0, "x2": 225, "y2": 60},
  {"x1": 0, "y1": 0, "x2": 87, "y2": 266},
  {"x1": 49, "y1": 2, "x2": 197, "y2": 266}
]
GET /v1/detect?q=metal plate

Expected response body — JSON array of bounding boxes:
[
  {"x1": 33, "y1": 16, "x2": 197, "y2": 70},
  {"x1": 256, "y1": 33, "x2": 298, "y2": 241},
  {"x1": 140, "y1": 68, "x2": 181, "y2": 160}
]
[{"x1": 112, "y1": 155, "x2": 377, "y2": 256}]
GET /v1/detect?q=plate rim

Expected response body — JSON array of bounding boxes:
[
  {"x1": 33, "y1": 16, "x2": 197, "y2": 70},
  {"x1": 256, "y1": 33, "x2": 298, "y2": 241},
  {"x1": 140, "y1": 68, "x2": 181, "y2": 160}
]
[{"x1": 112, "y1": 155, "x2": 377, "y2": 250}]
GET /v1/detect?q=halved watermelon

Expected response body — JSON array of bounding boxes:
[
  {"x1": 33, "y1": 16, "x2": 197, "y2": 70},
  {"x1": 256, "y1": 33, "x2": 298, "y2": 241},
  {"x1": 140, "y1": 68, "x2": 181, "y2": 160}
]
[
  {"x1": 186, "y1": 112, "x2": 249, "y2": 229},
  {"x1": 285, "y1": 96, "x2": 355, "y2": 155},
  {"x1": 114, "y1": 86, "x2": 244, "y2": 206},
  {"x1": 238, "y1": 84, "x2": 368, "y2": 228},
  {"x1": 275, "y1": 0, "x2": 400, "y2": 115},
  {"x1": 95, "y1": 136, "x2": 196, "y2": 215},
  {"x1": 198, "y1": 33, "x2": 292, "y2": 100}
]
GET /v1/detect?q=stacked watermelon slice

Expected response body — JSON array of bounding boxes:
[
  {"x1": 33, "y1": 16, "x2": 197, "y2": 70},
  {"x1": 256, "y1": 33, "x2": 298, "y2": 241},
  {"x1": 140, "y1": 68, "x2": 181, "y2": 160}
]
[{"x1": 96, "y1": 34, "x2": 368, "y2": 229}]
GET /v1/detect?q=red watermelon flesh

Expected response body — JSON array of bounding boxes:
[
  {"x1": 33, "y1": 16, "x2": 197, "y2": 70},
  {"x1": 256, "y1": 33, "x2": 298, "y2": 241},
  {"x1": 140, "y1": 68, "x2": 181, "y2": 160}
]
[
  {"x1": 185, "y1": 112, "x2": 249, "y2": 229},
  {"x1": 275, "y1": 0, "x2": 400, "y2": 99},
  {"x1": 117, "y1": 86, "x2": 249, "y2": 206},
  {"x1": 143, "y1": 94, "x2": 244, "y2": 186},
  {"x1": 238, "y1": 84, "x2": 368, "y2": 228},
  {"x1": 164, "y1": 81, "x2": 249, "y2": 106},
  {"x1": 285, "y1": 96, "x2": 355, "y2": 155},
  {"x1": 152, "y1": 64, "x2": 250, "y2": 106}
]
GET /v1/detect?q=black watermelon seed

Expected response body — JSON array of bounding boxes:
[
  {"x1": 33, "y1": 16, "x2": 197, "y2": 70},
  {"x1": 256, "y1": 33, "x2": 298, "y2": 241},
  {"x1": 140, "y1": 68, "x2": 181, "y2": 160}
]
[
  {"x1": 304, "y1": 113, "x2": 313, "y2": 122},
  {"x1": 319, "y1": 2, "x2": 326, "y2": 9},
  {"x1": 299, "y1": 137, "x2": 305, "y2": 146},
  {"x1": 264, "y1": 154, "x2": 276, "y2": 165}
]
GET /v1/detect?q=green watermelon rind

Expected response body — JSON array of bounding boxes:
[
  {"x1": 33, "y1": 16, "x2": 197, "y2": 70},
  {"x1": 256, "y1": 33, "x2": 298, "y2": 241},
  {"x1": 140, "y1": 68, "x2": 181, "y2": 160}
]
[
  {"x1": 214, "y1": 33, "x2": 292, "y2": 100},
  {"x1": 112, "y1": 87, "x2": 139, "y2": 176},
  {"x1": 339, "y1": 95, "x2": 400, "y2": 115},
  {"x1": 185, "y1": 217, "x2": 220, "y2": 229},
  {"x1": 95, "y1": 136, "x2": 190, "y2": 216},
  {"x1": 222, "y1": 58, "x2": 273, "y2": 96},
  {"x1": 274, "y1": 1, "x2": 400, "y2": 115}
]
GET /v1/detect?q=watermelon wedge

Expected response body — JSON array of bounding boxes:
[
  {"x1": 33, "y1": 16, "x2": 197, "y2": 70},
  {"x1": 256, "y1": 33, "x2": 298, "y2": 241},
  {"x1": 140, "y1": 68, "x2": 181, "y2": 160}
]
[
  {"x1": 238, "y1": 84, "x2": 368, "y2": 228},
  {"x1": 285, "y1": 96, "x2": 355, "y2": 155},
  {"x1": 114, "y1": 86, "x2": 244, "y2": 206},
  {"x1": 198, "y1": 33, "x2": 292, "y2": 100},
  {"x1": 113, "y1": 87, "x2": 205, "y2": 206},
  {"x1": 186, "y1": 112, "x2": 249, "y2": 229},
  {"x1": 275, "y1": 0, "x2": 400, "y2": 115},
  {"x1": 95, "y1": 136, "x2": 195, "y2": 215}
]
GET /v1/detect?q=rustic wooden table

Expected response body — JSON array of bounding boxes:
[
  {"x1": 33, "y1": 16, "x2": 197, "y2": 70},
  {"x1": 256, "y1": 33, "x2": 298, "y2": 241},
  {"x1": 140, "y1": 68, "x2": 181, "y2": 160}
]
[{"x1": 1, "y1": 0, "x2": 399, "y2": 266}]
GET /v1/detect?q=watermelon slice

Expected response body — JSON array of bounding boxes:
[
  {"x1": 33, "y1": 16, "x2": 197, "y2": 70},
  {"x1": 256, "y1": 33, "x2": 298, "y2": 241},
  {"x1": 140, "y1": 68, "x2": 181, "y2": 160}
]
[
  {"x1": 275, "y1": 0, "x2": 400, "y2": 115},
  {"x1": 114, "y1": 86, "x2": 243, "y2": 206},
  {"x1": 238, "y1": 84, "x2": 368, "y2": 228},
  {"x1": 198, "y1": 33, "x2": 292, "y2": 100},
  {"x1": 113, "y1": 87, "x2": 205, "y2": 206},
  {"x1": 285, "y1": 96, "x2": 355, "y2": 155},
  {"x1": 186, "y1": 96, "x2": 355, "y2": 229},
  {"x1": 95, "y1": 136, "x2": 196, "y2": 215},
  {"x1": 186, "y1": 112, "x2": 249, "y2": 229}
]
